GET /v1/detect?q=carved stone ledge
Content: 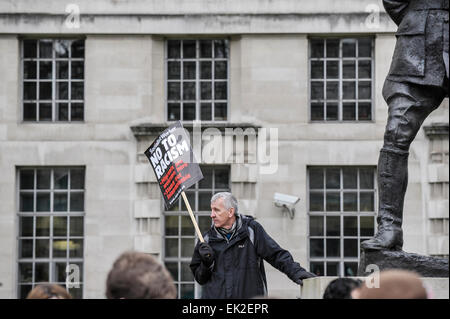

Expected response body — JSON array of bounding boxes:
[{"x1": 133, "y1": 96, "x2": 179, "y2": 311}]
[
  {"x1": 130, "y1": 122, "x2": 262, "y2": 137},
  {"x1": 423, "y1": 123, "x2": 449, "y2": 139}
]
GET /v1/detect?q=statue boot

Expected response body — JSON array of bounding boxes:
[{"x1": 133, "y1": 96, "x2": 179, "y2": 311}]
[{"x1": 361, "y1": 149, "x2": 409, "y2": 251}]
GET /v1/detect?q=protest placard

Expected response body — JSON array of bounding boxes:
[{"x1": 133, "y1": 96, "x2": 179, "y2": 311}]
[{"x1": 144, "y1": 121, "x2": 205, "y2": 241}]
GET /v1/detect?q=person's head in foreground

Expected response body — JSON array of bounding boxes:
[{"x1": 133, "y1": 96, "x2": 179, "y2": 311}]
[
  {"x1": 353, "y1": 269, "x2": 427, "y2": 299},
  {"x1": 106, "y1": 251, "x2": 177, "y2": 299},
  {"x1": 323, "y1": 278, "x2": 362, "y2": 299},
  {"x1": 26, "y1": 284, "x2": 72, "y2": 299}
]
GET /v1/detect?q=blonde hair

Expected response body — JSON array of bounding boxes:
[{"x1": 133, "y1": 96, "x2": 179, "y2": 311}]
[{"x1": 357, "y1": 270, "x2": 427, "y2": 299}]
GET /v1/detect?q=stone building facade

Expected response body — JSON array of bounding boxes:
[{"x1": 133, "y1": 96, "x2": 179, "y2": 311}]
[{"x1": 0, "y1": 0, "x2": 448, "y2": 299}]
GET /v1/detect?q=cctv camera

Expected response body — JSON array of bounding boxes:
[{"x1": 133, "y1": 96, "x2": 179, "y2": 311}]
[
  {"x1": 273, "y1": 193, "x2": 300, "y2": 219},
  {"x1": 273, "y1": 193, "x2": 300, "y2": 206}
]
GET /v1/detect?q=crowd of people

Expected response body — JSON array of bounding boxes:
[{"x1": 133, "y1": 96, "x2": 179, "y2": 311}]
[{"x1": 26, "y1": 251, "x2": 432, "y2": 300}]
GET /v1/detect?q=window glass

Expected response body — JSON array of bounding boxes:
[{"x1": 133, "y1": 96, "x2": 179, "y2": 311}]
[
  {"x1": 22, "y1": 39, "x2": 85, "y2": 122},
  {"x1": 17, "y1": 168, "x2": 85, "y2": 298},
  {"x1": 310, "y1": 38, "x2": 374, "y2": 121},
  {"x1": 308, "y1": 167, "x2": 376, "y2": 276},
  {"x1": 167, "y1": 40, "x2": 228, "y2": 121},
  {"x1": 164, "y1": 166, "x2": 230, "y2": 298}
]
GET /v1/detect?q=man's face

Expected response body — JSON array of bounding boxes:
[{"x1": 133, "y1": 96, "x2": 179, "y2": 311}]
[{"x1": 210, "y1": 197, "x2": 235, "y2": 229}]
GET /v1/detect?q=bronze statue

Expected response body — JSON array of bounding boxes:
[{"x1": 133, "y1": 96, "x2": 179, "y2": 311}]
[{"x1": 361, "y1": 0, "x2": 449, "y2": 251}]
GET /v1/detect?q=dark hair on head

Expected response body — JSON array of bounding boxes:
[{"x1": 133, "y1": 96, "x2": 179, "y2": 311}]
[
  {"x1": 26, "y1": 284, "x2": 73, "y2": 299},
  {"x1": 323, "y1": 278, "x2": 362, "y2": 299},
  {"x1": 106, "y1": 251, "x2": 177, "y2": 299}
]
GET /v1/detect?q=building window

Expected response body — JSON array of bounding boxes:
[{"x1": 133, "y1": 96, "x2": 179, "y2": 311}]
[
  {"x1": 17, "y1": 167, "x2": 85, "y2": 299},
  {"x1": 22, "y1": 39, "x2": 85, "y2": 122},
  {"x1": 429, "y1": 218, "x2": 449, "y2": 235},
  {"x1": 425, "y1": 128, "x2": 449, "y2": 257},
  {"x1": 308, "y1": 167, "x2": 377, "y2": 276},
  {"x1": 429, "y1": 135, "x2": 449, "y2": 164},
  {"x1": 164, "y1": 166, "x2": 230, "y2": 298},
  {"x1": 166, "y1": 39, "x2": 228, "y2": 121},
  {"x1": 309, "y1": 38, "x2": 374, "y2": 122}
]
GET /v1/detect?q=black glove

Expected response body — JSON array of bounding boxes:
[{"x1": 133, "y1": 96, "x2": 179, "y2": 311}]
[
  {"x1": 198, "y1": 243, "x2": 215, "y2": 267},
  {"x1": 294, "y1": 270, "x2": 317, "y2": 286}
]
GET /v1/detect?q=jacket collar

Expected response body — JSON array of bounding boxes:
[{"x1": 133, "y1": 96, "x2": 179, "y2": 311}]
[{"x1": 209, "y1": 214, "x2": 250, "y2": 244}]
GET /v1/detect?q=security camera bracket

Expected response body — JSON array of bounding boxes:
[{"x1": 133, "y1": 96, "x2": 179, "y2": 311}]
[{"x1": 274, "y1": 202, "x2": 295, "y2": 219}]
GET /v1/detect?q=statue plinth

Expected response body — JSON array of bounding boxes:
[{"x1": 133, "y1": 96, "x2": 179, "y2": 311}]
[{"x1": 358, "y1": 249, "x2": 449, "y2": 277}]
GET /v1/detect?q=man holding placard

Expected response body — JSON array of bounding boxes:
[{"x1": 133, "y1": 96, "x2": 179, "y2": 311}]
[
  {"x1": 190, "y1": 192, "x2": 316, "y2": 299},
  {"x1": 145, "y1": 122, "x2": 315, "y2": 299}
]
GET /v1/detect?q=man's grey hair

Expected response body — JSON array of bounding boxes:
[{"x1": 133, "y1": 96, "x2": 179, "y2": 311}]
[{"x1": 211, "y1": 192, "x2": 238, "y2": 216}]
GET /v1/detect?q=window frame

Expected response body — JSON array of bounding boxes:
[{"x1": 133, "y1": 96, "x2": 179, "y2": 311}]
[
  {"x1": 162, "y1": 165, "x2": 230, "y2": 299},
  {"x1": 165, "y1": 38, "x2": 230, "y2": 122},
  {"x1": 20, "y1": 38, "x2": 85, "y2": 123},
  {"x1": 307, "y1": 166, "x2": 377, "y2": 277},
  {"x1": 308, "y1": 37, "x2": 375, "y2": 123},
  {"x1": 16, "y1": 167, "x2": 85, "y2": 299}
]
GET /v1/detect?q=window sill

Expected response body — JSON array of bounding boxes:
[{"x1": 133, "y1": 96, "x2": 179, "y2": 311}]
[
  {"x1": 130, "y1": 122, "x2": 262, "y2": 137},
  {"x1": 423, "y1": 123, "x2": 449, "y2": 139},
  {"x1": 308, "y1": 120, "x2": 375, "y2": 124},
  {"x1": 20, "y1": 121, "x2": 85, "y2": 124}
]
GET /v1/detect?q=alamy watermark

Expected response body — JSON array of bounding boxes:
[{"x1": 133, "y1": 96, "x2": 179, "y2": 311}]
[
  {"x1": 64, "y1": 4, "x2": 80, "y2": 29},
  {"x1": 363, "y1": 3, "x2": 380, "y2": 29},
  {"x1": 66, "y1": 264, "x2": 81, "y2": 289},
  {"x1": 171, "y1": 122, "x2": 280, "y2": 175},
  {"x1": 364, "y1": 264, "x2": 380, "y2": 289}
]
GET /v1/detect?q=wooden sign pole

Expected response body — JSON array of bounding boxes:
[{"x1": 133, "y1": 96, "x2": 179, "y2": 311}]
[{"x1": 181, "y1": 191, "x2": 205, "y2": 243}]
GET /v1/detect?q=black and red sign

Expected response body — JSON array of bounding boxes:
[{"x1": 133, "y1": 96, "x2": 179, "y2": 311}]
[{"x1": 144, "y1": 121, "x2": 203, "y2": 209}]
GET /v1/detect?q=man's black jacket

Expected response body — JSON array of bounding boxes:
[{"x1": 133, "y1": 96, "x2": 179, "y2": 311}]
[{"x1": 190, "y1": 215, "x2": 307, "y2": 299}]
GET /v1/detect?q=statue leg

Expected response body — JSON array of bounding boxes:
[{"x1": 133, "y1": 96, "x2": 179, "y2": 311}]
[
  {"x1": 361, "y1": 148, "x2": 408, "y2": 250},
  {"x1": 361, "y1": 80, "x2": 445, "y2": 251}
]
